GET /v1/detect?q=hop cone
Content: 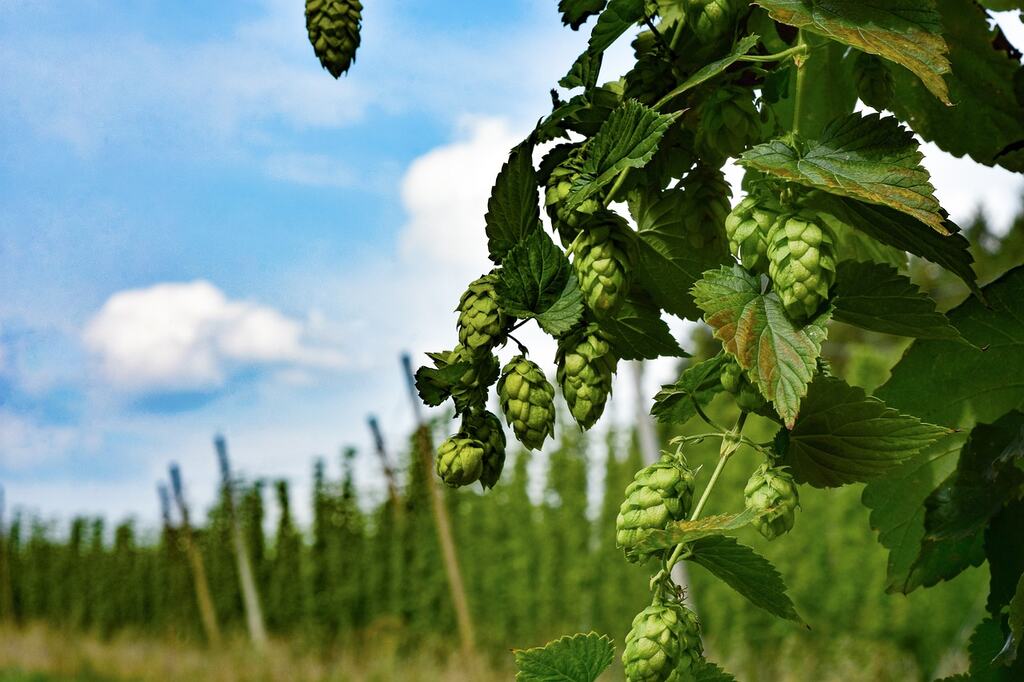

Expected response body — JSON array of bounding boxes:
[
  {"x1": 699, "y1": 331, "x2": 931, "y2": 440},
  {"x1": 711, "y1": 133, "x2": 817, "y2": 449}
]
[
  {"x1": 854, "y1": 52, "x2": 895, "y2": 111},
  {"x1": 616, "y1": 452, "x2": 696, "y2": 562},
  {"x1": 725, "y1": 195, "x2": 780, "y2": 273},
  {"x1": 696, "y1": 86, "x2": 760, "y2": 160},
  {"x1": 425, "y1": 345, "x2": 499, "y2": 415},
  {"x1": 571, "y1": 212, "x2": 637, "y2": 319},
  {"x1": 305, "y1": 0, "x2": 362, "y2": 78},
  {"x1": 767, "y1": 210, "x2": 837, "y2": 321},
  {"x1": 677, "y1": 165, "x2": 731, "y2": 251},
  {"x1": 457, "y1": 274, "x2": 507, "y2": 355},
  {"x1": 435, "y1": 436, "x2": 484, "y2": 488},
  {"x1": 687, "y1": 0, "x2": 742, "y2": 44},
  {"x1": 497, "y1": 356, "x2": 556, "y2": 451},
  {"x1": 720, "y1": 358, "x2": 765, "y2": 412},
  {"x1": 464, "y1": 409, "x2": 506, "y2": 489},
  {"x1": 556, "y1": 328, "x2": 618, "y2": 430},
  {"x1": 545, "y1": 148, "x2": 601, "y2": 246},
  {"x1": 623, "y1": 601, "x2": 703, "y2": 682},
  {"x1": 744, "y1": 462, "x2": 799, "y2": 540}
]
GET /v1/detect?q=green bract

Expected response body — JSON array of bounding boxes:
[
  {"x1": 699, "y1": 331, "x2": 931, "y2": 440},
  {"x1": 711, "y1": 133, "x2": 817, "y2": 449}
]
[
  {"x1": 435, "y1": 436, "x2": 485, "y2": 488},
  {"x1": 556, "y1": 328, "x2": 618, "y2": 430},
  {"x1": 570, "y1": 212, "x2": 637, "y2": 319},
  {"x1": 463, "y1": 409, "x2": 507, "y2": 490},
  {"x1": 725, "y1": 195, "x2": 781, "y2": 273},
  {"x1": 744, "y1": 463, "x2": 800, "y2": 540},
  {"x1": 457, "y1": 274, "x2": 507, "y2": 355},
  {"x1": 616, "y1": 452, "x2": 696, "y2": 563},
  {"x1": 696, "y1": 86, "x2": 761, "y2": 160},
  {"x1": 767, "y1": 210, "x2": 838, "y2": 321},
  {"x1": 622, "y1": 601, "x2": 703, "y2": 682},
  {"x1": 497, "y1": 355, "x2": 556, "y2": 451},
  {"x1": 304, "y1": 0, "x2": 362, "y2": 79}
]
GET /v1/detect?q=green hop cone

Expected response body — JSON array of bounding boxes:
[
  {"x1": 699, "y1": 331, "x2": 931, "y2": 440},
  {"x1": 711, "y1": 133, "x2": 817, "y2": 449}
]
[
  {"x1": 677, "y1": 165, "x2": 731, "y2": 252},
  {"x1": 696, "y1": 86, "x2": 761, "y2": 160},
  {"x1": 497, "y1": 356, "x2": 556, "y2": 451},
  {"x1": 305, "y1": 0, "x2": 362, "y2": 79},
  {"x1": 450, "y1": 345, "x2": 500, "y2": 414},
  {"x1": 623, "y1": 601, "x2": 703, "y2": 682},
  {"x1": 686, "y1": 0, "x2": 742, "y2": 44},
  {"x1": 556, "y1": 328, "x2": 618, "y2": 430},
  {"x1": 435, "y1": 436, "x2": 484, "y2": 488},
  {"x1": 720, "y1": 360, "x2": 742, "y2": 394},
  {"x1": 725, "y1": 195, "x2": 781, "y2": 273},
  {"x1": 457, "y1": 274, "x2": 507, "y2": 355},
  {"x1": 744, "y1": 462, "x2": 800, "y2": 540},
  {"x1": 854, "y1": 52, "x2": 895, "y2": 111},
  {"x1": 720, "y1": 357, "x2": 766, "y2": 411},
  {"x1": 545, "y1": 148, "x2": 602, "y2": 246},
  {"x1": 767, "y1": 210, "x2": 837, "y2": 321},
  {"x1": 616, "y1": 452, "x2": 696, "y2": 563},
  {"x1": 463, "y1": 409, "x2": 506, "y2": 489},
  {"x1": 570, "y1": 212, "x2": 638, "y2": 319}
]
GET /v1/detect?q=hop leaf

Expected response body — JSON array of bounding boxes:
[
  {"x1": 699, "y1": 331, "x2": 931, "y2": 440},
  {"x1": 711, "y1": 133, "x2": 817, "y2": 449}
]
[
  {"x1": 557, "y1": 327, "x2": 618, "y2": 430},
  {"x1": 457, "y1": 274, "x2": 508, "y2": 355},
  {"x1": 725, "y1": 195, "x2": 781, "y2": 273},
  {"x1": 305, "y1": 0, "x2": 362, "y2": 78},
  {"x1": 571, "y1": 212, "x2": 638, "y2": 319},
  {"x1": 616, "y1": 451, "x2": 696, "y2": 562},
  {"x1": 498, "y1": 355, "x2": 556, "y2": 451},
  {"x1": 623, "y1": 601, "x2": 703, "y2": 682},
  {"x1": 744, "y1": 463, "x2": 800, "y2": 540},
  {"x1": 767, "y1": 210, "x2": 838, "y2": 321},
  {"x1": 435, "y1": 436, "x2": 485, "y2": 488},
  {"x1": 463, "y1": 409, "x2": 507, "y2": 490}
]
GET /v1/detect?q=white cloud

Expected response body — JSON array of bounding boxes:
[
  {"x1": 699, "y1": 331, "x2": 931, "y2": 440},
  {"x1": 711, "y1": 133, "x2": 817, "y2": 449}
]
[{"x1": 83, "y1": 281, "x2": 346, "y2": 392}]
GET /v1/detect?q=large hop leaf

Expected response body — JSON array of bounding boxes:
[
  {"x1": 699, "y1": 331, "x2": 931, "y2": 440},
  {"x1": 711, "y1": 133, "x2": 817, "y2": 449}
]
[
  {"x1": 305, "y1": 0, "x2": 362, "y2": 78},
  {"x1": 767, "y1": 210, "x2": 837, "y2": 321},
  {"x1": 498, "y1": 355, "x2": 556, "y2": 451},
  {"x1": 854, "y1": 52, "x2": 895, "y2": 111},
  {"x1": 695, "y1": 86, "x2": 761, "y2": 160},
  {"x1": 744, "y1": 463, "x2": 800, "y2": 540},
  {"x1": 725, "y1": 195, "x2": 781, "y2": 274},
  {"x1": 616, "y1": 451, "x2": 696, "y2": 563},
  {"x1": 622, "y1": 601, "x2": 703, "y2": 682},
  {"x1": 556, "y1": 327, "x2": 618, "y2": 430},
  {"x1": 462, "y1": 409, "x2": 506, "y2": 490},
  {"x1": 570, "y1": 212, "x2": 638, "y2": 319},
  {"x1": 435, "y1": 436, "x2": 484, "y2": 488},
  {"x1": 457, "y1": 273, "x2": 508, "y2": 355}
]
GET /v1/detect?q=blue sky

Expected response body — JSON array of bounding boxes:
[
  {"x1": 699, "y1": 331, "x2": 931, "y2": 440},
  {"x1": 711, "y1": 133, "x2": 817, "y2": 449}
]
[{"x1": 1, "y1": 1, "x2": 1022, "y2": 525}]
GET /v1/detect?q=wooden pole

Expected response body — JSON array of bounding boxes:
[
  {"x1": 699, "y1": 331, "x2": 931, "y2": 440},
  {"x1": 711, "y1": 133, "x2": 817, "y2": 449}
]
[
  {"x1": 215, "y1": 435, "x2": 268, "y2": 649},
  {"x1": 401, "y1": 353, "x2": 478, "y2": 664},
  {"x1": 367, "y1": 415, "x2": 400, "y2": 505},
  {"x1": 169, "y1": 463, "x2": 222, "y2": 647}
]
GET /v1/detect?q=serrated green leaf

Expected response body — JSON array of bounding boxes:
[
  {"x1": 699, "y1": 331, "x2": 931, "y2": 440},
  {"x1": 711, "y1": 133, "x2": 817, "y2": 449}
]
[
  {"x1": 811, "y1": 193, "x2": 978, "y2": 296},
  {"x1": 561, "y1": 0, "x2": 646, "y2": 89},
  {"x1": 559, "y1": 0, "x2": 607, "y2": 30},
  {"x1": 635, "y1": 508, "x2": 759, "y2": 555},
  {"x1": 862, "y1": 434, "x2": 965, "y2": 593},
  {"x1": 600, "y1": 294, "x2": 686, "y2": 360},
  {"x1": 877, "y1": 266, "x2": 1024, "y2": 428},
  {"x1": 655, "y1": 35, "x2": 760, "y2": 109},
  {"x1": 967, "y1": 618, "x2": 1024, "y2": 681},
  {"x1": 692, "y1": 659, "x2": 738, "y2": 682},
  {"x1": 771, "y1": 33, "x2": 858, "y2": 139},
  {"x1": 686, "y1": 535, "x2": 804, "y2": 625},
  {"x1": 754, "y1": 0, "x2": 951, "y2": 103},
  {"x1": 513, "y1": 632, "x2": 615, "y2": 682},
  {"x1": 496, "y1": 230, "x2": 573, "y2": 319},
  {"x1": 825, "y1": 214, "x2": 907, "y2": 269},
  {"x1": 631, "y1": 187, "x2": 731, "y2": 320},
  {"x1": 784, "y1": 375, "x2": 950, "y2": 488},
  {"x1": 536, "y1": 270, "x2": 586, "y2": 336},
  {"x1": 485, "y1": 141, "x2": 543, "y2": 263},
  {"x1": 889, "y1": 0, "x2": 1024, "y2": 172},
  {"x1": 691, "y1": 266, "x2": 830, "y2": 428},
  {"x1": 566, "y1": 100, "x2": 681, "y2": 210},
  {"x1": 1006, "y1": 574, "x2": 1024, "y2": 665},
  {"x1": 985, "y1": 501, "x2": 1024, "y2": 621},
  {"x1": 740, "y1": 113, "x2": 947, "y2": 234},
  {"x1": 832, "y1": 260, "x2": 962, "y2": 340},
  {"x1": 650, "y1": 353, "x2": 729, "y2": 424}
]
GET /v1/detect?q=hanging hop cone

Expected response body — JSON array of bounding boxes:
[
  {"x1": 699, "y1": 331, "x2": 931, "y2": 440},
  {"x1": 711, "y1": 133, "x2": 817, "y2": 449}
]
[
  {"x1": 616, "y1": 452, "x2": 696, "y2": 563},
  {"x1": 570, "y1": 212, "x2": 638, "y2": 319},
  {"x1": 463, "y1": 409, "x2": 506, "y2": 489},
  {"x1": 448, "y1": 345, "x2": 500, "y2": 414},
  {"x1": 545, "y1": 148, "x2": 602, "y2": 246},
  {"x1": 556, "y1": 327, "x2": 618, "y2": 430},
  {"x1": 457, "y1": 273, "x2": 507, "y2": 356},
  {"x1": 720, "y1": 357, "x2": 766, "y2": 412},
  {"x1": 677, "y1": 165, "x2": 731, "y2": 252},
  {"x1": 854, "y1": 52, "x2": 895, "y2": 111},
  {"x1": 767, "y1": 210, "x2": 838, "y2": 321},
  {"x1": 696, "y1": 86, "x2": 761, "y2": 161},
  {"x1": 497, "y1": 356, "x2": 556, "y2": 451},
  {"x1": 725, "y1": 195, "x2": 781, "y2": 273},
  {"x1": 744, "y1": 462, "x2": 800, "y2": 540},
  {"x1": 687, "y1": 0, "x2": 743, "y2": 44},
  {"x1": 435, "y1": 436, "x2": 485, "y2": 488},
  {"x1": 623, "y1": 601, "x2": 703, "y2": 682},
  {"x1": 305, "y1": 0, "x2": 362, "y2": 78}
]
